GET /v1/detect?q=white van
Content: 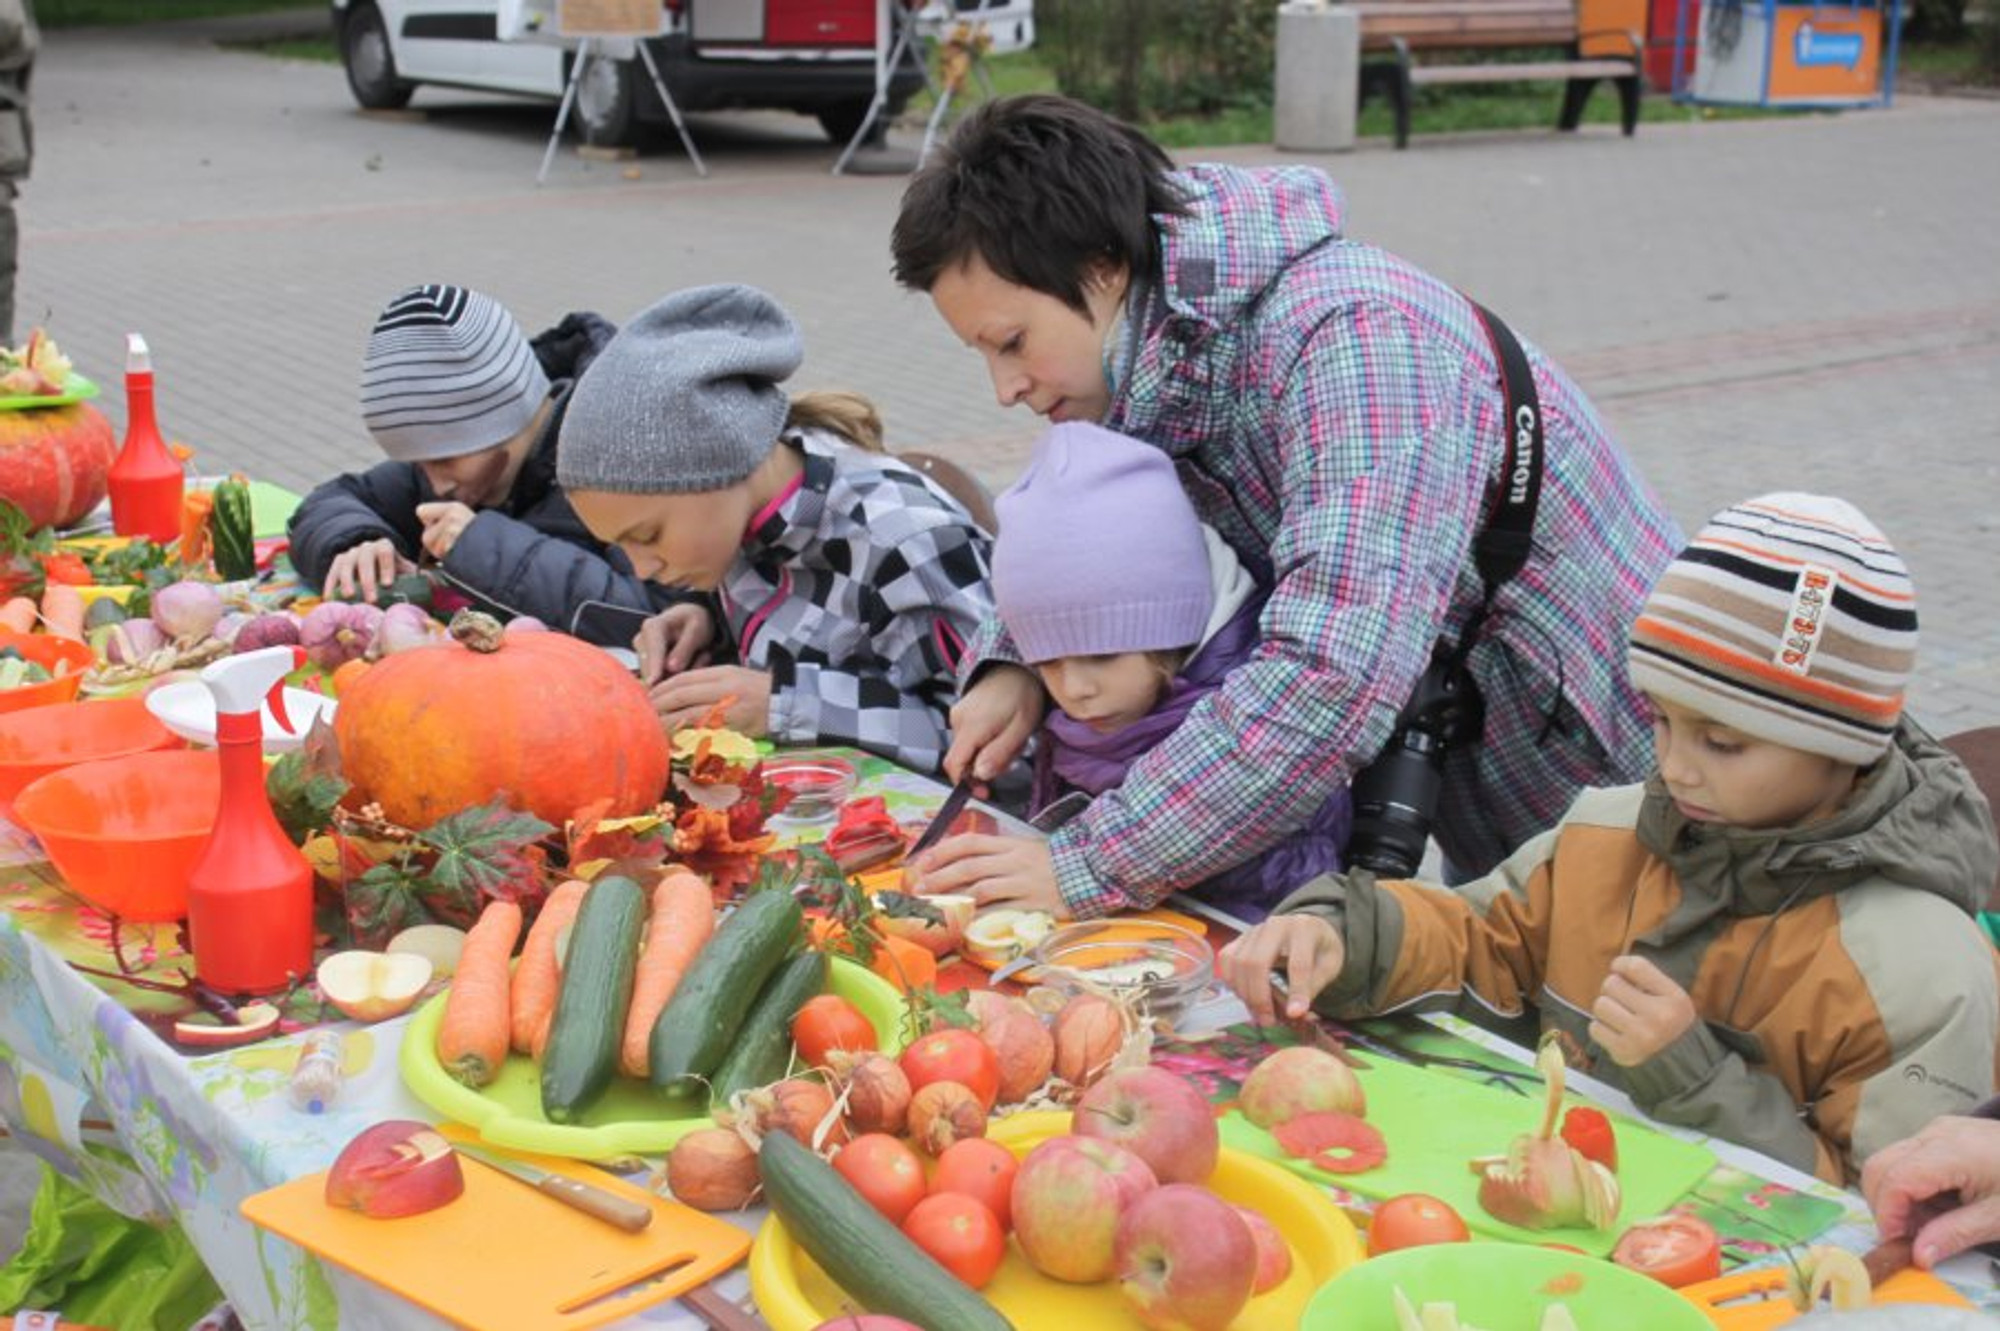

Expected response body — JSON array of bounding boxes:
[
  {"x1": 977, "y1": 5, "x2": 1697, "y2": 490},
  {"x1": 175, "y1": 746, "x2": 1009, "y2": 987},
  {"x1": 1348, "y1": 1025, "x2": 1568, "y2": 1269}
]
[{"x1": 332, "y1": 0, "x2": 1035, "y2": 146}]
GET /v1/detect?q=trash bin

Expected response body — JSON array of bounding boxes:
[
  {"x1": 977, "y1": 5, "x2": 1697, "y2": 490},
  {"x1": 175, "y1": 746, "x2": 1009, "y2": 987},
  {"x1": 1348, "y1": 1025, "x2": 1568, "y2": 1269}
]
[{"x1": 1275, "y1": 1, "x2": 1361, "y2": 152}]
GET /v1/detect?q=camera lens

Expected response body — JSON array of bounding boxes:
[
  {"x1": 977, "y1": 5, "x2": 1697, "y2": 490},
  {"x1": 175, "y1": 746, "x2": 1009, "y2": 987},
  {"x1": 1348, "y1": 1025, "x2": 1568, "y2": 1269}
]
[{"x1": 1347, "y1": 740, "x2": 1442, "y2": 878}]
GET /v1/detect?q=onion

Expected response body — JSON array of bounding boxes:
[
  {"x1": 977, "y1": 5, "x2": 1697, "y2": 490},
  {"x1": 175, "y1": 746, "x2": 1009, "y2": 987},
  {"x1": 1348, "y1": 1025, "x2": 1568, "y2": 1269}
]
[
  {"x1": 375, "y1": 603, "x2": 437, "y2": 656},
  {"x1": 742, "y1": 1078, "x2": 847, "y2": 1149},
  {"x1": 150, "y1": 581, "x2": 225, "y2": 641},
  {"x1": 907, "y1": 1080, "x2": 986, "y2": 1155},
  {"x1": 970, "y1": 994, "x2": 1055, "y2": 1104},
  {"x1": 829, "y1": 1051, "x2": 913, "y2": 1137},
  {"x1": 663, "y1": 1128, "x2": 760, "y2": 1211},
  {"x1": 233, "y1": 612, "x2": 301, "y2": 655},
  {"x1": 300, "y1": 601, "x2": 384, "y2": 669},
  {"x1": 1053, "y1": 993, "x2": 1125, "y2": 1088},
  {"x1": 503, "y1": 615, "x2": 548, "y2": 635},
  {"x1": 105, "y1": 618, "x2": 169, "y2": 665}
]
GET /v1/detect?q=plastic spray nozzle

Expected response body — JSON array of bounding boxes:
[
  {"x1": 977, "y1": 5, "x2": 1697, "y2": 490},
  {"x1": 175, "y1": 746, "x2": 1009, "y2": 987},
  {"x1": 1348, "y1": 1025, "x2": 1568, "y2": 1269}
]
[
  {"x1": 125, "y1": 333, "x2": 152, "y2": 374},
  {"x1": 200, "y1": 646, "x2": 305, "y2": 728}
]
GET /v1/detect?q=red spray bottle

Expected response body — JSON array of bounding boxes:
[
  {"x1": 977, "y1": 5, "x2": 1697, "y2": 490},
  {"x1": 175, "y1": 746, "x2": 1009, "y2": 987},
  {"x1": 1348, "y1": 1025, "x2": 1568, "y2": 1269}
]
[
  {"x1": 107, "y1": 333, "x2": 185, "y2": 543},
  {"x1": 185, "y1": 645, "x2": 314, "y2": 995}
]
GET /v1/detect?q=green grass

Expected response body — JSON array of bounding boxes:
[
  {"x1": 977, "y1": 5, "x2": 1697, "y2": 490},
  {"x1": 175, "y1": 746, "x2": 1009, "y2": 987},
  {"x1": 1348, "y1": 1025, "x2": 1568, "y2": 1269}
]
[
  {"x1": 1897, "y1": 36, "x2": 1999, "y2": 84},
  {"x1": 221, "y1": 32, "x2": 337, "y2": 60},
  {"x1": 40, "y1": 0, "x2": 320, "y2": 27}
]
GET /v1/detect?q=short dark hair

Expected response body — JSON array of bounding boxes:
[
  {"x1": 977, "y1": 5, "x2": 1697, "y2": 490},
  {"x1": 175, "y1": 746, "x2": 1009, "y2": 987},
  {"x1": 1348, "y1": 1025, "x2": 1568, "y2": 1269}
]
[{"x1": 891, "y1": 95, "x2": 1190, "y2": 313}]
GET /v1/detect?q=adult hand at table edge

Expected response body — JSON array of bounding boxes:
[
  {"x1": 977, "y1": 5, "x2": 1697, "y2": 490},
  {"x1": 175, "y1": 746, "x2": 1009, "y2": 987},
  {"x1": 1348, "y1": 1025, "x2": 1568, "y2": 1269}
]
[
  {"x1": 912, "y1": 833, "x2": 1065, "y2": 916},
  {"x1": 323, "y1": 536, "x2": 412, "y2": 603},
  {"x1": 1860, "y1": 1113, "x2": 2000, "y2": 1268},
  {"x1": 1217, "y1": 913, "x2": 1346, "y2": 1028},
  {"x1": 944, "y1": 664, "x2": 1044, "y2": 793}
]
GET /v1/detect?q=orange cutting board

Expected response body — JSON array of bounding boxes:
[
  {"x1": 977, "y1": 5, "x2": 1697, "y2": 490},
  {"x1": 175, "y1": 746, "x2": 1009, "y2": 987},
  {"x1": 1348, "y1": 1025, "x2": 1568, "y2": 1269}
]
[
  {"x1": 241, "y1": 1127, "x2": 751, "y2": 1330},
  {"x1": 1678, "y1": 1265, "x2": 1974, "y2": 1328}
]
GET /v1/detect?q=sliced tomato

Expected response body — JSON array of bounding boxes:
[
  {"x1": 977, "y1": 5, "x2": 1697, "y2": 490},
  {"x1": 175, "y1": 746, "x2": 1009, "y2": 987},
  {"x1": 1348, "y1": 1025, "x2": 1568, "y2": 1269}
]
[
  {"x1": 1272, "y1": 1112, "x2": 1387, "y2": 1174},
  {"x1": 1560, "y1": 1106, "x2": 1619, "y2": 1171},
  {"x1": 1612, "y1": 1214, "x2": 1723, "y2": 1289},
  {"x1": 1367, "y1": 1193, "x2": 1470, "y2": 1256}
]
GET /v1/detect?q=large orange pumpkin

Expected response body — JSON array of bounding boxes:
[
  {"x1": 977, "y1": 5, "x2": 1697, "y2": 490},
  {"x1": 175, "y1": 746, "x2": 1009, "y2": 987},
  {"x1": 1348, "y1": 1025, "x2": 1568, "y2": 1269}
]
[
  {"x1": 334, "y1": 612, "x2": 670, "y2": 829},
  {"x1": 0, "y1": 403, "x2": 117, "y2": 530}
]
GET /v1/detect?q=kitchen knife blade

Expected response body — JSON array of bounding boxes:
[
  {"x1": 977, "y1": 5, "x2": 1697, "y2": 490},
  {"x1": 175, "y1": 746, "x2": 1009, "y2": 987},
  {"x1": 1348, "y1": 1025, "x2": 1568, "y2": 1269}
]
[
  {"x1": 907, "y1": 775, "x2": 976, "y2": 859},
  {"x1": 453, "y1": 1140, "x2": 654, "y2": 1234}
]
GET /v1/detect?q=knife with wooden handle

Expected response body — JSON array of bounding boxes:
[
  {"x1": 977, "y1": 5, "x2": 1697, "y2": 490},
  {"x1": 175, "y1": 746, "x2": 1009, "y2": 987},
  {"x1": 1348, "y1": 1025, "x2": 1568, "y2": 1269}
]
[{"x1": 453, "y1": 1140, "x2": 654, "y2": 1234}]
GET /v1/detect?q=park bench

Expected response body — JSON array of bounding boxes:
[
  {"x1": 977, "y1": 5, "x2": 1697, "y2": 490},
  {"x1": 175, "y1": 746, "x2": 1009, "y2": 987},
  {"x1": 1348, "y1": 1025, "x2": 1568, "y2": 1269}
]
[{"x1": 1350, "y1": 0, "x2": 1647, "y2": 148}]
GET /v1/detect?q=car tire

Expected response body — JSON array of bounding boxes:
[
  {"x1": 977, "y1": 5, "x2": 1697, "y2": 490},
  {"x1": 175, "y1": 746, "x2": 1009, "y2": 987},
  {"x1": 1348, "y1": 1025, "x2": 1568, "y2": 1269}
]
[
  {"x1": 340, "y1": 2, "x2": 414, "y2": 111},
  {"x1": 572, "y1": 53, "x2": 640, "y2": 148},
  {"x1": 816, "y1": 99, "x2": 887, "y2": 147}
]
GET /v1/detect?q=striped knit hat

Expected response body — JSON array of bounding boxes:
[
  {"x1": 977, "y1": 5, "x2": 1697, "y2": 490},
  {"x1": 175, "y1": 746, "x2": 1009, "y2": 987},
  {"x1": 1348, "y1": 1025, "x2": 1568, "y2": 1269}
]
[
  {"x1": 359, "y1": 285, "x2": 551, "y2": 463},
  {"x1": 1628, "y1": 493, "x2": 1917, "y2": 765}
]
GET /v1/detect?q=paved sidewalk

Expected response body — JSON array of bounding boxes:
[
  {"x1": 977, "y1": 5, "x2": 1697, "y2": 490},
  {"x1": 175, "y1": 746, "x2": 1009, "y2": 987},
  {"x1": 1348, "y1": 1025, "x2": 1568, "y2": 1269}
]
[{"x1": 16, "y1": 16, "x2": 2000, "y2": 729}]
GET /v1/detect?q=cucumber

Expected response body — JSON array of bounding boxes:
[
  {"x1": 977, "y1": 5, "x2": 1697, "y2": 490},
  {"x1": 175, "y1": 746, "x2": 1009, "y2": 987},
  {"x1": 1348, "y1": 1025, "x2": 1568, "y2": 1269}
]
[
  {"x1": 539, "y1": 874, "x2": 645, "y2": 1123},
  {"x1": 760, "y1": 1130, "x2": 1015, "y2": 1331},
  {"x1": 708, "y1": 949, "x2": 827, "y2": 1109},
  {"x1": 210, "y1": 476, "x2": 256, "y2": 581},
  {"x1": 648, "y1": 888, "x2": 801, "y2": 1094}
]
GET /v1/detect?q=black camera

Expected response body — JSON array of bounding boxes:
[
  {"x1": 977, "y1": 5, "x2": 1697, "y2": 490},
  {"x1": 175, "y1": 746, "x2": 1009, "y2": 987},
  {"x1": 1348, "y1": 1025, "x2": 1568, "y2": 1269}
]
[{"x1": 1346, "y1": 645, "x2": 1486, "y2": 878}]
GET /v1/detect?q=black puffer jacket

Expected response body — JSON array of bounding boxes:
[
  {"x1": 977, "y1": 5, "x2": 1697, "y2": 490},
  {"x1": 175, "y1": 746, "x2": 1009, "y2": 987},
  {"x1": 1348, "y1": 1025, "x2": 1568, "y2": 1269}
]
[{"x1": 288, "y1": 312, "x2": 679, "y2": 645}]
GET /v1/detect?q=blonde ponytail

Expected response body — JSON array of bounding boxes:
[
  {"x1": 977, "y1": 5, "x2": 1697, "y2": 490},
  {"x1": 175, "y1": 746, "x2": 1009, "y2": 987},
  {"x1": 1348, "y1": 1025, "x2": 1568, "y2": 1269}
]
[{"x1": 785, "y1": 390, "x2": 886, "y2": 453}]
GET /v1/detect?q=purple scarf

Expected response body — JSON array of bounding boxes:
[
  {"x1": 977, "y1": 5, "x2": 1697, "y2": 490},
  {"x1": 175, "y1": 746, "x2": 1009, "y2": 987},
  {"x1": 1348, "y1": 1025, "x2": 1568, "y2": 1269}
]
[{"x1": 1032, "y1": 598, "x2": 1350, "y2": 921}]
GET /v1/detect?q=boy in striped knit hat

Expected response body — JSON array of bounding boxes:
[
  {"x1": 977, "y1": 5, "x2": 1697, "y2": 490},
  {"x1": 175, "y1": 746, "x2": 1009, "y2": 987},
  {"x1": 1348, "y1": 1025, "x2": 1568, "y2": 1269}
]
[{"x1": 1221, "y1": 493, "x2": 1999, "y2": 1185}]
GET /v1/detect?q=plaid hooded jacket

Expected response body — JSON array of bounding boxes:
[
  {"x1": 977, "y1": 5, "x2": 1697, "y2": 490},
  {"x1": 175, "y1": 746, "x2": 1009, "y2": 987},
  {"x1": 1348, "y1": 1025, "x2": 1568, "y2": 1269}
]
[{"x1": 963, "y1": 164, "x2": 1683, "y2": 917}]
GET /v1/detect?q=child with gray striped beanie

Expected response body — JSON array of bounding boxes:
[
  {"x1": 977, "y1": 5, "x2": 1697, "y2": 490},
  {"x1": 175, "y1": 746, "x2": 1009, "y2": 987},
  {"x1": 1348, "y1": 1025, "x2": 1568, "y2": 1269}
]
[
  {"x1": 1223, "y1": 492, "x2": 1997, "y2": 1184},
  {"x1": 286, "y1": 284, "x2": 688, "y2": 644}
]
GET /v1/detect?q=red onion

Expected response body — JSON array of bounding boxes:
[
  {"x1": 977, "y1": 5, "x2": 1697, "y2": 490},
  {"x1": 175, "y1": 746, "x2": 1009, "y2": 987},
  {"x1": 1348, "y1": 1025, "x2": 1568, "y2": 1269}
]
[
  {"x1": 300, "y1": 601, "x2": 383, "y2": 669},
  {"x1": 150, "y1": 581, "x2": 225, "y2": 641},
  {"x1": 375, "y1": 603, "x2": 437, "y2": 656}
]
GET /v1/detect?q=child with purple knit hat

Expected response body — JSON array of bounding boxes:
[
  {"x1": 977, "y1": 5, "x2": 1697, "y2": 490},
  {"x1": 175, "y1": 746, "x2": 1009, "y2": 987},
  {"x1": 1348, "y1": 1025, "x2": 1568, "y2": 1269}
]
[{"x1": 959, "y1": 422, "x2": 1351, "y2": 922}]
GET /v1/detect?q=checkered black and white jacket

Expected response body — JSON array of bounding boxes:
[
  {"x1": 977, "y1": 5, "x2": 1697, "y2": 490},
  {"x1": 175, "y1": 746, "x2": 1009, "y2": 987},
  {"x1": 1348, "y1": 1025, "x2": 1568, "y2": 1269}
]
[{"x1": 720, "y1": 428, "x2": 994, "y2": 774}]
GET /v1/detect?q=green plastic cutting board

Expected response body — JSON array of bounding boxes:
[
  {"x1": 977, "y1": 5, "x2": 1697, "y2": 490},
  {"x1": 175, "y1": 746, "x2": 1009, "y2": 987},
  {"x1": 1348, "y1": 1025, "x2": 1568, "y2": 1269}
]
[{"x1": 1218, "y1": 1053, "x2": 1715, "y2": 1254}]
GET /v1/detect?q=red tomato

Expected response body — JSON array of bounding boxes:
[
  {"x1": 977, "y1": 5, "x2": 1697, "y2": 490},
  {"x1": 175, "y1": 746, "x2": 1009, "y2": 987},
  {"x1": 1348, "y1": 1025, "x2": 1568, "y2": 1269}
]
[
  {"x1": 929, "y1": 1137, "x2": 1019, "y2": 1231},
  {"x1": 902, "y1": 1193, "x2": 1006, "y2": 1289},
  {"x1": 1611, "y1": 1215, "x2": 1723, "y2": 1289},
  {"x1": 898, "y1": 1028, "x2": 1000, "y2": 1111},
  {"x1": 1366, "y1": 1193, "x2": 1471, "y2": 1256},
  {"x1": 1560, "y1": 1106, "x2": 1619, "y2": 1171},
  {"x1": 792, "y1": 995, "x2": 878, "y2": 1068},
  {"x1": 832, "y1": 1133, "x2": 928, "y2": 1226}
]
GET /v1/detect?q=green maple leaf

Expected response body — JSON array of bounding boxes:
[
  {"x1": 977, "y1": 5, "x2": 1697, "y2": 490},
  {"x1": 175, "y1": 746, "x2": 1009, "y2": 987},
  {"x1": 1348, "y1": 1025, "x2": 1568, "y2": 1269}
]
[
  {"x1": 416, "y1": 799, "x2": 553, "y2": 926},
  {"x1": 265, "y1": 717, "x2": 349, "y2": 844},
  {"x1": 347, "y1": 855, "x2": 432, "y2": 949}
]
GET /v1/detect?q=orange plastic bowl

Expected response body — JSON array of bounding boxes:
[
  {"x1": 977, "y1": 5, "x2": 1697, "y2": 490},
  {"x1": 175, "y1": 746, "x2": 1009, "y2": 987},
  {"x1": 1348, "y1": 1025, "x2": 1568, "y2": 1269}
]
[
  {"x1": 13, "y1": 749, "x2": 221, "y2": 922},
  {"x1": 0, "y1": 698, "x2": 184, "y2": 818},
  {"x1": 0, "y1": 631, "x2": 95, "y2": 715}
]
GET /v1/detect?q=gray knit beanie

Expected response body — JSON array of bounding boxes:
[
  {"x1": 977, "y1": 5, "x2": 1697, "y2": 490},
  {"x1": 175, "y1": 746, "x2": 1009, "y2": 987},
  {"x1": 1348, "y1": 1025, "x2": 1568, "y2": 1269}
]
[
  {"x1": 360, "y1": 285, "x2": 550, "y2": 463},
  {"x1": 556, "y1": 284, "x2": 804, "y2": 495}
]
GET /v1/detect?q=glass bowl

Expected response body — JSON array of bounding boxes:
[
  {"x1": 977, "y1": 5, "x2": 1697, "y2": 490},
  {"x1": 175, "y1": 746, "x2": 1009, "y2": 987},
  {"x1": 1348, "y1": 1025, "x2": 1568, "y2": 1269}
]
[
  {"x1": 1027, "y1": 919, "x2": 1216, "y2": 1020},
  {"x1": 762, "y1": 756, "x2": 858, "y2": 824}
]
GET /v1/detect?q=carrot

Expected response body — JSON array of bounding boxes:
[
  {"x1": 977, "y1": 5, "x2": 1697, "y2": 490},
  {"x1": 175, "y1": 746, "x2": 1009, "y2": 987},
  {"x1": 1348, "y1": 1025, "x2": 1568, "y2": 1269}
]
[
  {"x1": 510, "y1": 877, "x2": 589, "y2": 1056},
  {"x1": 179, "y1": 489, "x2": 215, "y2": 565},
  {"x1": 618, "y1": 870, "x2": 717, "y2": 1079},
  {"x1": 436, "y1": 898, "x2": 523, "y2": 1088},
  {"x1": 39, "y1": 582, "x2": 85, "y2": 642},
  {"x1": 0, "y1": 597, "x2": 35, "y2": 634}
]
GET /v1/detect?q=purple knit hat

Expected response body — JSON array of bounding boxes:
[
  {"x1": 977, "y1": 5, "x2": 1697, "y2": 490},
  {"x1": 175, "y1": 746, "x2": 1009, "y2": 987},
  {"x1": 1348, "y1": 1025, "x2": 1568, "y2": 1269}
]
[{"x1": 993, "y1": 423, "x2": 1213, "y2": 664}]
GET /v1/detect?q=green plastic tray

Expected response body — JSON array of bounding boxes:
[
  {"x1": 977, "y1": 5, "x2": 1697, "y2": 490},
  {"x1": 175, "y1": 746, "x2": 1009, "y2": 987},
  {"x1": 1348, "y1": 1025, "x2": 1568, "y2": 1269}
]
[
  {"x1": 1301, "y1": 1242, "x2": 1712, "y2": 1330},
  {"x1": 1219, "y1": 1052, "x2": 1715, "y2": 1254},
  {"x1": 399, "y1": 955, "x2": 903, "y2": 1160}
]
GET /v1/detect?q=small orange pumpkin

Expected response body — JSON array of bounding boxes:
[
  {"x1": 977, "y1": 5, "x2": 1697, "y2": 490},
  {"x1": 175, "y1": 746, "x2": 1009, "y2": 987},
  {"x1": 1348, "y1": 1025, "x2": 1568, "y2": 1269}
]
[
  {"x1": 0, "y1": 403, "x2": 117, "y2": 530},
  {"x1": 334, "y1": 610, "x2": 669, "y2": 829}
]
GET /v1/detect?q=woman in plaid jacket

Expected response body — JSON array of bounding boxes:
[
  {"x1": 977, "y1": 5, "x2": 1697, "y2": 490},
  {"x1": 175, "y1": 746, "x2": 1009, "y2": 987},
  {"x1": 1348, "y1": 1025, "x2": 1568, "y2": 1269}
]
[
  {"x1": 558, "y1": 284, "x2": 995, "y2": 774},
  {"x1": 892, "y1": 95, "x2": 1682, "y2": 919}
]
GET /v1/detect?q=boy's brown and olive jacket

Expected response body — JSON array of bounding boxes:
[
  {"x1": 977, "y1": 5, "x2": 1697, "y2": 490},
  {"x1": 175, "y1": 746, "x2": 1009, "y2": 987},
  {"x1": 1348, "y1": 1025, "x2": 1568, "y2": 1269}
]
[{"x1": 1285, "y1": 719, "x2": 2000, "y2": 1185}]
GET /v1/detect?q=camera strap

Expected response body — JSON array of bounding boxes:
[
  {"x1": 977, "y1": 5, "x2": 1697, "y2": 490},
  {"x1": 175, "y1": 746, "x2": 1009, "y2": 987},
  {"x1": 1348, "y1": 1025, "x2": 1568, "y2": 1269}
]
[{"x1": 1446, "y1": 301, "x2": 1544, "y2": 669}]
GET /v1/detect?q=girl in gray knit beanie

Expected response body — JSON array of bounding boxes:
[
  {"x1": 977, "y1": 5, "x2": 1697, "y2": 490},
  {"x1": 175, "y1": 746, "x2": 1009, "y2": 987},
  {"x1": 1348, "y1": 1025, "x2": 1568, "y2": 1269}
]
[{"x1": 558, "y1": 284, "x2": 998, "y2": 774}]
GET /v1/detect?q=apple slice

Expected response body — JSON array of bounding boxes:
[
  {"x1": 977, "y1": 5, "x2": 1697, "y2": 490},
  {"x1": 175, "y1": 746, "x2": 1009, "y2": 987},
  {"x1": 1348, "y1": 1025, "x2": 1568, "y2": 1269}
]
[
  {"x1": 387, "y1": 924, "x2": 468, "y2": 979},
  {"x1": 325, "y1": 1120, "x2": 465, "y2": 1218},
  {"x1": 173, "y1": 1001, "x2": 282, "y2": 1049},
  {"x1": 316, "y1": 950, "x2": 434, "y2": 1023},
  {"x1": 963, "y1": 907, "x2": 1056, "y2": 967}
]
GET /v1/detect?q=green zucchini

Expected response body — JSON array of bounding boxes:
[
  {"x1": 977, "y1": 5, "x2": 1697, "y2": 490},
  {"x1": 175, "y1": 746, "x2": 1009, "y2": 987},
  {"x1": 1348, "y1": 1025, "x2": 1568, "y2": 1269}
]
[
  {"x1": 648, "y1": 888, "x2": 801, "y2": 1094},
  {"x1": 539, "y1": 874, "x2": 645, "y2": 1123},
  {"x1": 760, "y1": 1130, "x2": 1015, "y2": 1331},
  {"x1": 210, "y1": 476, "x2": 256, "y2": 581},
  {"x1": 708, "y1": 949, "x2": 827, "y2": 1109}
]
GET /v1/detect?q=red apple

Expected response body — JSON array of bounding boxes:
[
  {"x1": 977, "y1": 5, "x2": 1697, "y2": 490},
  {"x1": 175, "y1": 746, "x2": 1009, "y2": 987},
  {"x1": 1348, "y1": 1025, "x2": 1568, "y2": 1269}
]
[
  {"x1": 1232, "y1": 1204, "x2": 1292, "y2": 1295},
  {"x1": 324, "y1": 1120, "x2": 465, "y2": 1218},
  {"x1": 1237, "y1": 1045, "x2": 1366, "y2": 1129},
  {"x1": 1073, "y1": 1067, "x2": 1220, "y2": 1185},
  {"x1": 1011, "y1": 1134, "x2": 1159, "y2": 1283},
  {"x1": 1116, "y1": 1184, "x2": 1259, "y2": 1331}
]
